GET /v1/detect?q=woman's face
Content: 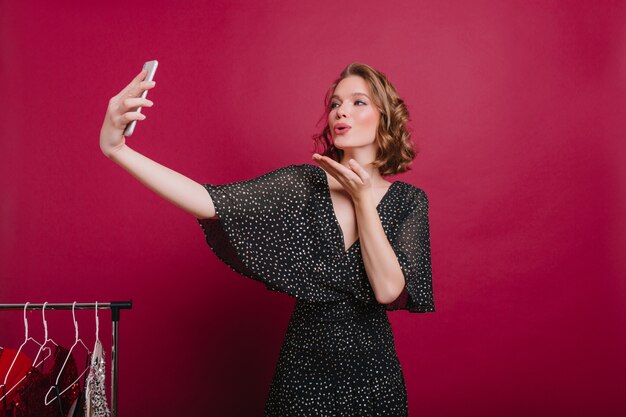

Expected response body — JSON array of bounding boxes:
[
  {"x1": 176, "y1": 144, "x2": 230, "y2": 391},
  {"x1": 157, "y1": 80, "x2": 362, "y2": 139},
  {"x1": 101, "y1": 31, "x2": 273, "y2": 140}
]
[{"x1": 328, "y1": 75, "x2": 381, "y2": 150}]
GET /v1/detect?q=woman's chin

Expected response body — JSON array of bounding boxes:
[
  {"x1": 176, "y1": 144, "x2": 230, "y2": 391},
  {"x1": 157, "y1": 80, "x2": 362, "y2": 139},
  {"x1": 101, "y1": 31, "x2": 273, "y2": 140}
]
[
  {"x1": 333, "y1": 140, "x2": 354, "y2": 150},
  {"x1": 332, "y1": 136, "x2": 348, "y2": 147}
]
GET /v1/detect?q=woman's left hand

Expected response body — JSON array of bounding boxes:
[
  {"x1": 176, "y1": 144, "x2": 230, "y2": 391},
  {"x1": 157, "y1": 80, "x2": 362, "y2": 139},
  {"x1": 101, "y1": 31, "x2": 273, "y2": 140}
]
[{"x1": 312, "y1": 153, "x2": 372, "y2": 204}]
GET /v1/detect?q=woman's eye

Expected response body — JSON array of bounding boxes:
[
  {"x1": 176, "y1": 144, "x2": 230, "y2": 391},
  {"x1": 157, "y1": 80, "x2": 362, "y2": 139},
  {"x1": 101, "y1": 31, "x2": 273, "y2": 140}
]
[{"x1": 330, "y1": 100, "x2": 366, "y2": 109}]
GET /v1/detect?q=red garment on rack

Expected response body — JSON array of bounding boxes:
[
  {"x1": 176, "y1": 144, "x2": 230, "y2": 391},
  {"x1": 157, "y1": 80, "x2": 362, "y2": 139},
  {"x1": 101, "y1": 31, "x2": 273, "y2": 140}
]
[
  {"x1": 1, "y1": 345, "x2": 79, "y2": 417},
  {"x1": 0, "y1": 348, "x2": 32, "y2": 405}
]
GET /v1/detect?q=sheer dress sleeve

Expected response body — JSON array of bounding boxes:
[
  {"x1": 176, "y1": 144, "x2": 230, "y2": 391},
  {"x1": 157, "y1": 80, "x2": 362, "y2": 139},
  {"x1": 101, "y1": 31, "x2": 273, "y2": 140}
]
[
  {"x1": 196, "y1": 164, "x2": 347, "y2": 301},
  {"x1": 385, "y1": 187, "x2": 435, "y2": 313}
]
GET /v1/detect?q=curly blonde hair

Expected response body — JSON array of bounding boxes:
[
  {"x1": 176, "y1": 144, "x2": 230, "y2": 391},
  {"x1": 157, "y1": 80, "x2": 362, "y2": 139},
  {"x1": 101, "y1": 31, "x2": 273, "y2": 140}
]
[{"x1": 312, "y1": 62, "x2": 417, "y2": 177}]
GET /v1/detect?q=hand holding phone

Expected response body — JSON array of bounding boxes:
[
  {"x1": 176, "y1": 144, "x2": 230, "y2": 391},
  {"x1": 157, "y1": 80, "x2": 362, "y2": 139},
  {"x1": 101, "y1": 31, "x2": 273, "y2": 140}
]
[{"x1": 123, "y1": 60, "x2": 158, "y2": 136}]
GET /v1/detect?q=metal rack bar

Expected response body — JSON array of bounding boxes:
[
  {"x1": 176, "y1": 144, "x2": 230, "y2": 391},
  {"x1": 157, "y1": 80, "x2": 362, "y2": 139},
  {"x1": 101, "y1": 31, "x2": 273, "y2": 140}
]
[{"x1": 0, "y1": 300, "x2": 132, "y2": 417}]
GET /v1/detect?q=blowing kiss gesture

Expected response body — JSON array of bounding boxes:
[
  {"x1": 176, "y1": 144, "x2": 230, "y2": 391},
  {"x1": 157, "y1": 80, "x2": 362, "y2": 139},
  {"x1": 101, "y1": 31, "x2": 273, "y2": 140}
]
[{"x1": 312, "y1": 153, "x2": 375, "y2": 205}]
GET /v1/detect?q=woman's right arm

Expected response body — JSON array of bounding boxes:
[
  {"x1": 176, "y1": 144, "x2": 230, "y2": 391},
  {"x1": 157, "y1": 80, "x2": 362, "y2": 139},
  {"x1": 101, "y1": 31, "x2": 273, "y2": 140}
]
[{"x1": 100, "y1": 69, "x2": 216, "y2": 220}]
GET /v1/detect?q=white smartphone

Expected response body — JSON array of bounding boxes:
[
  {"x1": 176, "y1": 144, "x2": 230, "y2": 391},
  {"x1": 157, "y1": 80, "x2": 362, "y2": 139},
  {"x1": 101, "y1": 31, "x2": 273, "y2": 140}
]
[{"x1": 123, "y1": 60, "x2": 158, "y2": 137}]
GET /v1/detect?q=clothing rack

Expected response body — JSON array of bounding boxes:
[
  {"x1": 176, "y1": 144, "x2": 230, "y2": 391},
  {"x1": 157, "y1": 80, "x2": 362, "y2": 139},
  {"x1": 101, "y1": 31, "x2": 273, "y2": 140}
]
[{"x1": 0, "y1": 300, "x2": 132, "y2": 417}]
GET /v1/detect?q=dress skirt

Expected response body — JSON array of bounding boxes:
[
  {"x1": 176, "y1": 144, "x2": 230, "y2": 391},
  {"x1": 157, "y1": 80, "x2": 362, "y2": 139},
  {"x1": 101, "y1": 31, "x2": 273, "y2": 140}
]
[{"x1": 263, "y1": 298, "x2": 408, "y2": 417}]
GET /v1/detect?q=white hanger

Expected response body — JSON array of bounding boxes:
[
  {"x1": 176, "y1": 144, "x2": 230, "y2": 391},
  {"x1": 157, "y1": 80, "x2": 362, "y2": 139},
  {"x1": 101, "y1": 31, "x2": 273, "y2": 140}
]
[
  {"x1": 0, "y1": 302, "x2": 47, "y2": 402},
  {"x1": 32, "y1": 302, "x2": 58, "y2": 366},
  {"x1": 0, "y1": 303, "x2": 55, "y2": 401},
  {"x1": 44, "y1": 302, "x2": 91, "y2": 405}
]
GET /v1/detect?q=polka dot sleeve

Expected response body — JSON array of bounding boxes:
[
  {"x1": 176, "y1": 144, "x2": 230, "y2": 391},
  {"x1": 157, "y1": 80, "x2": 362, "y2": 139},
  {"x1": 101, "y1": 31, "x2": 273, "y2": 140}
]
[
  {"x1": 385, "y1": 188, "x2": 435, "y2": 313},
  {"x1": 196, "y1": 164, "x2": 349, "y2": 301}
]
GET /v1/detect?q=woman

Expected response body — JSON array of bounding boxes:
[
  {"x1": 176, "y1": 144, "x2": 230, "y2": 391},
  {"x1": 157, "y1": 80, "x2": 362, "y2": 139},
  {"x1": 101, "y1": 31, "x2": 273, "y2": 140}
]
[{"x1": 100, "y1": 62, "x2": 435, "y2": 416}]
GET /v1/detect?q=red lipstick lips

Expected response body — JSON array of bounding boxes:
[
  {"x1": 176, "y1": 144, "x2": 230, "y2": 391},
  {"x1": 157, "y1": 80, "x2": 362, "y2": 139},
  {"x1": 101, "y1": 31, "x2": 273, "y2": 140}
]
[{"x1": 334, "y1": 123, "x2": 352, "y2": 135}]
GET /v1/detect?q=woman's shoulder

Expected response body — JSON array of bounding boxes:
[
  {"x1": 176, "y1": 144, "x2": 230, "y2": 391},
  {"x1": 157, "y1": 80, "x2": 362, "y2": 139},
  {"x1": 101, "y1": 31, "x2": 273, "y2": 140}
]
[
  {"x1": 390, "y1": 180, "x2": 429, "y2": 212},
  {"x1": 260, "y1": 163, "x2": 309, "y2": 179},
  {"x1": 406, "y1": 183, "x2": 428, "y2": 201},
  {"x1": 259, "y1": 163, "x2": 321, "y2": 191},
  {"x1": 290, "y1": 163, "x2": 329, "y2": 185},
  {"x1": 274, "y1": 163, "x2": 316, "y2": 176},
  {"x1": 292, "y1": 163, "x2": 321, "y2": 174}
]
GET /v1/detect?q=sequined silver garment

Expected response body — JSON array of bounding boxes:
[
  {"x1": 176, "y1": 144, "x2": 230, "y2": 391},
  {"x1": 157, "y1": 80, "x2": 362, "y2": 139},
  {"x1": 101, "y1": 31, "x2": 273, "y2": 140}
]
[
  {"x1": 198, "y1": 163, "x2": 435, "y2": 416},
  {"x1": 84, "y1": 340, "x2": 111, "y2": 417}
]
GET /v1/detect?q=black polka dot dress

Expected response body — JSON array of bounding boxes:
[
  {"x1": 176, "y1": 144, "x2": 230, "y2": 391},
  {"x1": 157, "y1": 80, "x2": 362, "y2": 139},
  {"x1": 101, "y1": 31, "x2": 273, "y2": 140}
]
[{"x1": 197, "y1": 163, "x2": 435, "y2": 417}]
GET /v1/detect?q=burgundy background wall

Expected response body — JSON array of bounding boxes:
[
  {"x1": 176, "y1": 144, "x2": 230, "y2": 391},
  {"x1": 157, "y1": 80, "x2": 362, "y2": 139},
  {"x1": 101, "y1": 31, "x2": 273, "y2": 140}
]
[{"x1": 1, "y1": 0, "x2": 625, "y2": 416}]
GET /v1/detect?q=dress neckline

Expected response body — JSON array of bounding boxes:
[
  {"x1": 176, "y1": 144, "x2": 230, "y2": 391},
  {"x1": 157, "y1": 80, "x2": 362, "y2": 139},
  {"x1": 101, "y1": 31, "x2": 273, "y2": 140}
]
[{"x1": 312, "y1": 164, "x2": 397, "y2": 255}]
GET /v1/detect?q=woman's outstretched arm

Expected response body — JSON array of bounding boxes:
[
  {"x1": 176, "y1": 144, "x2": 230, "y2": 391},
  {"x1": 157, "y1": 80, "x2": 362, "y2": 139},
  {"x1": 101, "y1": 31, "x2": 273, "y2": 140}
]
[{"x1": 100, "y1": 69, "x2": 216, "y2": 220}]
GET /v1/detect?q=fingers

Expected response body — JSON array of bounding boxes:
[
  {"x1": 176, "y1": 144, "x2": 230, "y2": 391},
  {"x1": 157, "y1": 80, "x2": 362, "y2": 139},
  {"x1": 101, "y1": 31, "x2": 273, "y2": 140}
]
[
  {"x1": 113, "y1": 98, "x2": 152, "y2": 126},
  {"x1": 318, "y1": 158, "x2": 340, "y2": 177},
  {"x1": 347, "y1": 159, "x2": 366, "y2": 176},
  {"x1": 109, "y1": 76, "x2": 156, "y2": 122},
  {"x1": 103, "y1": 69, "x2": 157, "y2": 134},
  {"x1": 126, "y1": 69, "x2": 147, "y2": 89},
  {"x1": 121, "y1": 80, "x2": 156, "y2": 100},
  {"x1": 132, "y1": 79, "x2": 156, "y2": 96},
  {"x1": 117, "y1": 71, "x2": 156, "y2": 100},
  {"x1": 320, "y1": 159, "x2": 357, "y2": 187},
  {"x1": 123, "y1": 97, "x2": 154, "y2": 109},
  {"x1": 320, "y1": 156, "x2": 351, "y2": 178},
  {"x1": 314, "y1": 155, "x2": 366, "y2": 187},
  {"x1": 116, "y1": 70, "x2": 146, "y2": 97},
  {"x1": 106, "y1": 107, "x2": 148, "y2": 131},
  {"x1": 118, "y1": 109, "x2": 147, "y2": 126}
]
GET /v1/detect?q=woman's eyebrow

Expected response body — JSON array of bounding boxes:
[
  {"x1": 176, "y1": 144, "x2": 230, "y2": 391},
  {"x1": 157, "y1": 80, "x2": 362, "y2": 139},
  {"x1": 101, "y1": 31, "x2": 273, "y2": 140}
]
[{"x1": 331, "y1": 92, "x2": 370, "y2": 100}]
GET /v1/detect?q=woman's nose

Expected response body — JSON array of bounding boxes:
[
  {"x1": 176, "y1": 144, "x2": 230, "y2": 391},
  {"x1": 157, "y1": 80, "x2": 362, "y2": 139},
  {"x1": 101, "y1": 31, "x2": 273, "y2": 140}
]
[{"x1": 336, "y1": 103, "x2": 348, "y2": 118}]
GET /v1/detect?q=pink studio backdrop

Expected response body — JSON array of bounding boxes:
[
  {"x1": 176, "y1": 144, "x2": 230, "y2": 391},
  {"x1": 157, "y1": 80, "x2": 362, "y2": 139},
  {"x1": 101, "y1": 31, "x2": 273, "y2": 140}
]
[{"x1": 1, "y1": 0, "x2": 625, "y2": 416}]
